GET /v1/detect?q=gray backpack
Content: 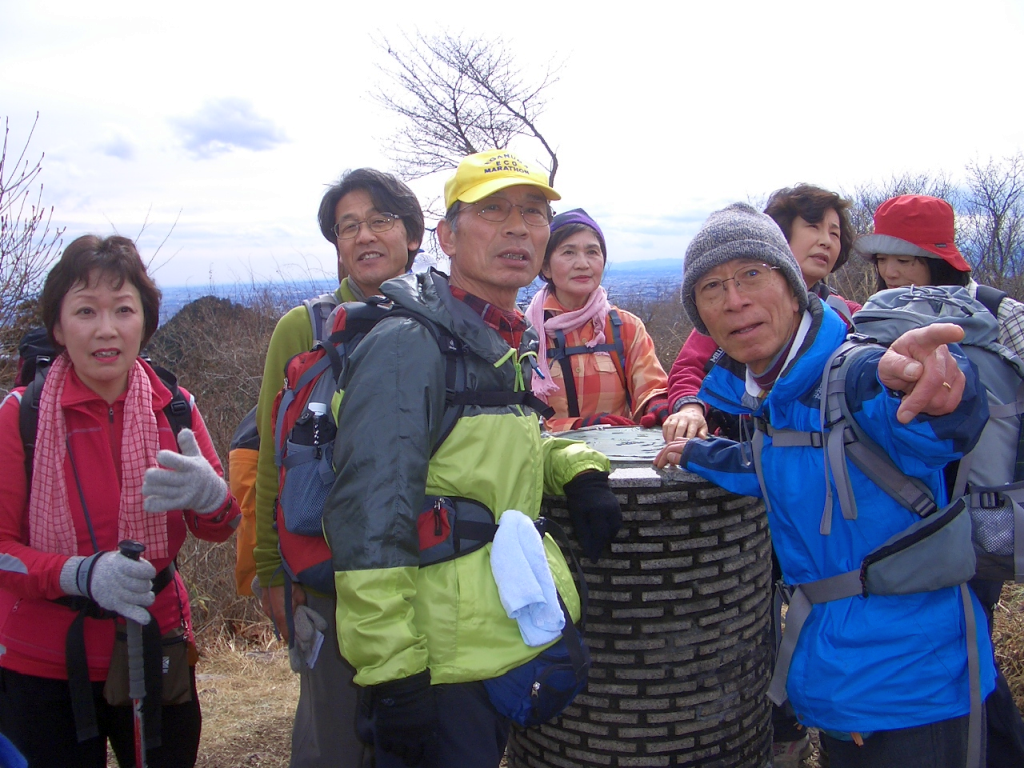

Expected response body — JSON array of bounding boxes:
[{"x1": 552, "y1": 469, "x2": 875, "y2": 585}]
[{"x1": 760, "y1": 286, "x2": 1024, "y2": 768}]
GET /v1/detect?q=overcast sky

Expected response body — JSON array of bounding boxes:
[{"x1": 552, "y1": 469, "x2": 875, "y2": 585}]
[{"x1": 3, "y1": 0, "x2": 1023, "y2": 289}]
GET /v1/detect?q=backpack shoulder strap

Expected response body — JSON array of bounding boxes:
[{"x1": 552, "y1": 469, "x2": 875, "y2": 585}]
[
  {"x1": 607, "y1": 309, "x2": 633, "y2": 414},
  {"x1": 975, "y1": 284, "x2": 1007, "y2": 318},
  {"x1": 824, "y1": 293, "x2": 855, "y2": 329},
  {"x1": 823, "y1": 341, "x2": 939, "y2": 522},
  {"x1": 303, "y1": 293, "x2": 340, "y2": 343},
  {"x1": 148, "y1": 364, "x2": 194, "y2": 437},
  {"x1": 551, "y1": 328, "x2": 581, "y2": 418},
  {"x1": 20, "y1": 371, "x2": 45, "y2": 485}
]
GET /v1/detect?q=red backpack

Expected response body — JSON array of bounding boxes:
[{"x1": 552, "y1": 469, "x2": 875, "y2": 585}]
[{"x1": 271, "y1": 300, "x2": 390, "y2": 593}]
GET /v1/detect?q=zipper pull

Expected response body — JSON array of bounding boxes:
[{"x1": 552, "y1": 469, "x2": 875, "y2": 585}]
[
  {"x1": 433, "y1": 498, "x2": 444, "y2": 537},
  {"x1": 528, "y1": 356, "x2": 545, "y2": 380}
]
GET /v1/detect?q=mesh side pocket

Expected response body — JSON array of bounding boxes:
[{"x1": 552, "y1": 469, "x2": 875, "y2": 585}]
[
  {"x1": 280, "y1": 441, "x2": 333, "y2": 536},
  {"x1": 971, "y1": 503, "x2": 1014, "y2": 556}
]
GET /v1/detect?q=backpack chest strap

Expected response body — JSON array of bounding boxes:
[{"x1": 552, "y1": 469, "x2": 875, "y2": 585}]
[{"x1": 547, "y1": 310, "x2": 631, "y2": 418}]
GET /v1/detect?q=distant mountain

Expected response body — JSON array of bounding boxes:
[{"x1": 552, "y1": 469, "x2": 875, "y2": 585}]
[
  {"x1": 604, "y1": 258, "x2": 683, "y2": 276},
  {"x1": 157, "y1": 260, "x2": 683, "y2": 325},
  {"x1": 149, "y1": 295, "x2": 264, "y2": 368}
]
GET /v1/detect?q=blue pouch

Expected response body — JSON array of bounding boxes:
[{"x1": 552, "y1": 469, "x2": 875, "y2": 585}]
[{"x1": 482, "y1": 627, "x2": 590, "y2": 727}]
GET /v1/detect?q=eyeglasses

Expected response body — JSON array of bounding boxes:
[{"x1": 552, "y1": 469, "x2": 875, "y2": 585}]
[
  {"x1": 333, "y1": 213, "x2": 399, "y2": 240},
  {"x1": 468, "y1": 198, "x2": 550, "y2": 228},
  {"x1": 694, "y1": 264, "x2": 780, "y2": 306}
]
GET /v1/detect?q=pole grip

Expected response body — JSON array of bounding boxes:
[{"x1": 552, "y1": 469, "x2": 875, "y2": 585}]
[
  {"x1": 118, "y1": 540, "x2": 147, "y2": 702},
  {"x1": 118, "y1": 539, "x2": 145, "y2": 562}
]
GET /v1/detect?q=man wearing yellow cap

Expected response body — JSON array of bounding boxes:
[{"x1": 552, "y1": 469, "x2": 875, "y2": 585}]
[{"x1": 322, "y1": 150, "x2": 620, "y2": 767}]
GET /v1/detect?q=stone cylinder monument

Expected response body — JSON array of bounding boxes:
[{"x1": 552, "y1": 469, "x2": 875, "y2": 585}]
[{"x1": 507, "y1": 426, "x2": 773, "y2": 768}]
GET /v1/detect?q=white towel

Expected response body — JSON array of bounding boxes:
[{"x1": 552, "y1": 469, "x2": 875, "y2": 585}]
[{"x1": 490, "y1": 509, "x2": 565, "y2": 647}]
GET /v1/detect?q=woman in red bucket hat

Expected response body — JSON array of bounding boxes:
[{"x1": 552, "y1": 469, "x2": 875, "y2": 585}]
[
  {"x1": 857, "y1": 194, "x2": 1024, "y2": 768},
  {"x1": 855, "y1": 194, "x2": 1024, "y2": 361}
]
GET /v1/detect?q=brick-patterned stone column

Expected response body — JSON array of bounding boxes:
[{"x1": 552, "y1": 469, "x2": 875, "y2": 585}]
[{"x1": 507, "y1": 434, "x2": 772, "y2": 768}]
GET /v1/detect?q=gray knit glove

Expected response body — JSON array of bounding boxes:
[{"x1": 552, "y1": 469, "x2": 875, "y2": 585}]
[
  {"x1": 142, "y1": 428, "x2": 228, "y2": 515},
  {"x1": 289, "y1": 605, "x2": 328, "y2": 672},
  {"x1": 60, "y1": 552, "x2": 156, "y2": 624}
]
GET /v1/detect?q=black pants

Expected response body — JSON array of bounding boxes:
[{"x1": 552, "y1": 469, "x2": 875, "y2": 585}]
[
  {"x1": 372, "y1": 681, "x2": 509, "y2": 768},
  {"x1": 823, "y1": 712, "x2": 978, "y2": 768},
  {"x1": 0, "y1": 667, "x2": 201, "y2": 768}
]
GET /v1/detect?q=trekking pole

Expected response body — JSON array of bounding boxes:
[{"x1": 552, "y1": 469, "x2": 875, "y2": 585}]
[{"x1": 118, "y1": 539, "x2": 148, "y2": 768}]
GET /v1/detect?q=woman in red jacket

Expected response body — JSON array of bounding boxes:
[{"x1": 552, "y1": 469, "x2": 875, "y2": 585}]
[
  {"x1": 0, "y1": 235, "x2": 240, "y2": 767},
  {"x1": 664, "y1": 184, "x2": 860, "y2": 444}
]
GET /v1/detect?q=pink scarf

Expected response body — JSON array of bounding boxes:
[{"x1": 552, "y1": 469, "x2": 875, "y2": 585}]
[
  {"x1": 28, "y1": 353, "x2": 169, "y2": 559},
  {"x1": 525, "y1": 285, "x2": 612, "y2": 400}
]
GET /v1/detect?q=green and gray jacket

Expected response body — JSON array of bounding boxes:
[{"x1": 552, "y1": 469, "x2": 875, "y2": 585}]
[{"x1": 323, "y1": 271, "x2": 609, "y2": 686}]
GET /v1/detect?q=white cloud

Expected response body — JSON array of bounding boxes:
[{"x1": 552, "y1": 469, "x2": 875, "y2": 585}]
[
  {"x1": 1, "y1": 0, "x2": 1022, "y2": 283},
  {"x1": 170, "y1": 98, "x2": 288, "y2": 159}
]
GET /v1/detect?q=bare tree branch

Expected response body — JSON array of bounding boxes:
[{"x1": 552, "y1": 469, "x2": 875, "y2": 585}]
[
  {"x1": 0, "y1": 113, "x2": 64, "y2": 391},
  {"x1": 962, "y1": 154, "x2": 1024, "y2": 291},
  {"x1": 373, "y1": 30, "x2": 562, "y2": 184}
]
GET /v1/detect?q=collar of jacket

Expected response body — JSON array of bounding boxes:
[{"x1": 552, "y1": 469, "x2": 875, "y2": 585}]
[
  {"x1": 697, "y1": 294, "x2": 847, "y2": 417},
  {"x1": 381, "y1": 268, "x2": 542, "y2": 369},
  {"x1": 59, "y1": 357, "x2": 173, "y2": 414}
]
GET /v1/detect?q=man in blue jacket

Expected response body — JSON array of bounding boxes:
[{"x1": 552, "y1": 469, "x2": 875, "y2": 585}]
[{"x1": 656, "y1": 203, "x2": 995, "y2": 768}]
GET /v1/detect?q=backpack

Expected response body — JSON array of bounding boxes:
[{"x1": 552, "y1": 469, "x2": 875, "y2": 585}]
[
  {"x1": 546, "y1": 308, "x2": 631, "y2": 418},
  {"x1": 271, "y1": 298, "x2": 553, "y2": 596},
  {"x1": 15, "y1": 327, "x2": 52, "y2": 387},
  {"x1": 819, "y1": 285, "x2": 1024, "y2": 582},
  {"x1": 759, "y1": 285, "x2": 1024, "y2": 768},
  {"x1": 231, "y1": 292, "x2": 339, "y2": 596}
]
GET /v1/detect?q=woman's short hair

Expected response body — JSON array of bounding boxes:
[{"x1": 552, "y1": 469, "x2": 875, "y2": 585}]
[
  {"x1": 540, "y1": 223, "x2": 603, "y2": 287},
  {"x1": 40, "y1": 235, "x2": 161, "y2": 351},
  {"x1": 764, "y1": 184, "x2": 854, "y2": 272},
  {"x1": 317, "y1": 168, "x2": 425, "y2": 271},
  {"x1": 872, "y1": 256, "x2": 971, "y2": 292}
]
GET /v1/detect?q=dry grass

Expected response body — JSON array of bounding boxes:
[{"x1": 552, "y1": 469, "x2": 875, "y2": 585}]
[
  {"x1": 193, "y1": 632, "x2": 297, "y2": 768},
  {"x1": 994, "y1": 583, "x2": 1024, "y2": 712}
]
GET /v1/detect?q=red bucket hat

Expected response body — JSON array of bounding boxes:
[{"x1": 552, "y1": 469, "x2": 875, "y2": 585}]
[{"x1": 854, "y1": 195, "x2": 971, "y2": 272}]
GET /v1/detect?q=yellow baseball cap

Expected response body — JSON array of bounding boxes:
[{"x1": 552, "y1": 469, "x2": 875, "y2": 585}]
[{"x1": 444, "y1": 150, "x2": 560, "y2": 210}]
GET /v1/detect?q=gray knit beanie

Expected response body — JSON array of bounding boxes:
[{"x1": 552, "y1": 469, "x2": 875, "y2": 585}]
[{"x1": 682, "y1": 202, "x2": 808, "y2": 335}]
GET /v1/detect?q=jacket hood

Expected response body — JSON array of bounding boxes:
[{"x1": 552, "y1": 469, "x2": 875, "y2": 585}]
[{"x1": 380, "y1": 269, "x2": 540, "y2": 367}]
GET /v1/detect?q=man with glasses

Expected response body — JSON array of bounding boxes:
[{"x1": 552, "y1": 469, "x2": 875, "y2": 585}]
[
  {"x1": 656, "y1": 203, "x2": 994, "y2": 767},
  {"x1": 322, "y1": 150, "x2": 620, "y2": 767},
  {"x1": 254, "y1": 168, "x2": 424, "y2": 767}
]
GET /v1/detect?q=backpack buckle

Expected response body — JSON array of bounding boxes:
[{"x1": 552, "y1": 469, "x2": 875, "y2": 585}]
[{"x1": 979, "y1": 491, "x2": 1003, "y2": 509}]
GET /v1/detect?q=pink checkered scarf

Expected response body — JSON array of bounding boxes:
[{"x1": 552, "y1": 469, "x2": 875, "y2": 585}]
[
  {"x1": 27, "y1": 353, "x2": 169, "y2": 559},
  {"x1": 525, "y1": 285, "x2": 612, "y2": 400}
]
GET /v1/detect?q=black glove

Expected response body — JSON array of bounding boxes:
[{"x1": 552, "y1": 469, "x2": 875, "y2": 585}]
[
  {"x1": 563, "y1": 471, "x2": 622, "y2": 562},
  {"x1": 373, "y1": 670, "x2": 436, "y2": 766}
]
